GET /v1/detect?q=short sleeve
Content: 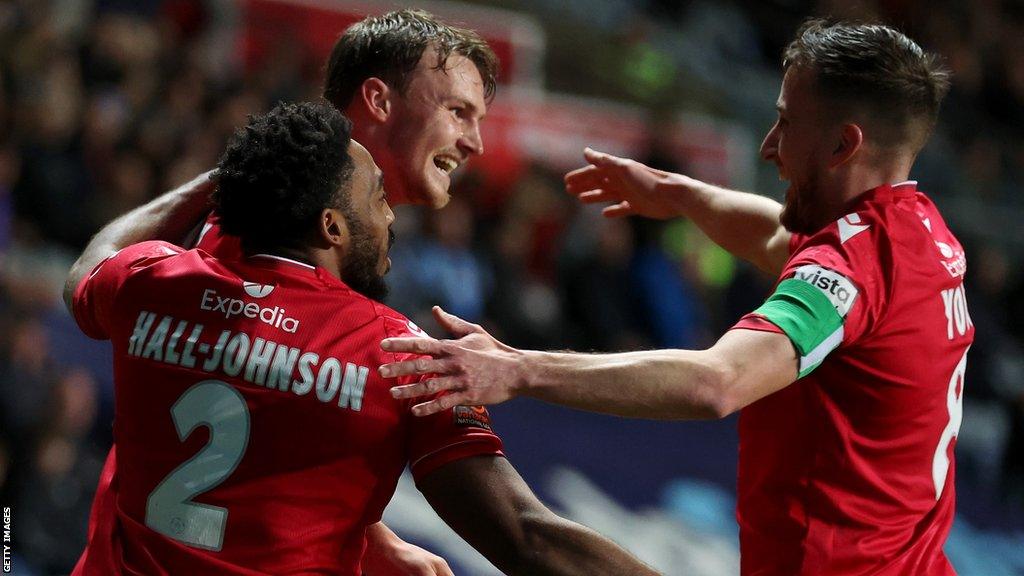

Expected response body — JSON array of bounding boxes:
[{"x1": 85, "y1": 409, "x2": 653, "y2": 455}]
[
  {"x1": 377, "y1": 314, "x2": 504, "y2": 483},
  {"x1": 405, "y1": 381, "x2": 504, "y2": 483},
  {"x1": 72, "y1": 241, "x2": 184, "y2": 340},
  {"x1": 733, "y1": 212, "x2": 888, "y2": 377}
]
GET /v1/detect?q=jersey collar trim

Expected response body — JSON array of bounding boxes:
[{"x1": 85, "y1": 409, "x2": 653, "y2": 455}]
[
  {"x1": 869, "y1": 180, "x2": 918, "y2": 203},
  {"x1": 247, "y1": 253, "x2": 351, "y2": 291},
  {"x1": 251, "y1": 253, "x2": 316, "y2": 270}
]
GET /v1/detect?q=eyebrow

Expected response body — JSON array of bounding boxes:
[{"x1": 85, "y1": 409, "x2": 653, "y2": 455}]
[{"x1": 377, "y1": 173, "x2": 385, "y2": 193}]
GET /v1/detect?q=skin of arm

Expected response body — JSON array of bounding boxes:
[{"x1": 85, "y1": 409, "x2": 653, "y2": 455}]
[
  {"x1": 382, "y1": 307, "x2": 797, "y2": 419},
  {"x1": 418, "y1": 455, "x2": 658, "y2": 576},
  {"x1": 63, "y1": 171, "x2": 216, "y2": 313},
  {"x1": 564, "y1": 148, "x2": 792, "y2": 275},
  {"x1": 362, "y1": 522, "x2": 454, "y2": 576}
]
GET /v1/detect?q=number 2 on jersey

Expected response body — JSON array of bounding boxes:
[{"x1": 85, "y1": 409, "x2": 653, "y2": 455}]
[
  {"x1": 145, "y1": 380, "x2": 251, "y2": 550},
  {"x1": 932, "y1": 348, "x2": 967, "y2": 500}
]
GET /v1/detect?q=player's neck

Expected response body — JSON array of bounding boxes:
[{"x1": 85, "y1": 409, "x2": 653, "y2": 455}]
[{"x1": 834, "y1": 160, "x2": 913, "y2": 204}]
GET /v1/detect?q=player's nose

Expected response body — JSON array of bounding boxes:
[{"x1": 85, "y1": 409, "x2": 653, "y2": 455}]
[
  {"x1": 458, "y1": 121, "x2": 484, "y2": 157},
  {"x1": 760, "y1": 124, "x2": 779, "y2": 162}
]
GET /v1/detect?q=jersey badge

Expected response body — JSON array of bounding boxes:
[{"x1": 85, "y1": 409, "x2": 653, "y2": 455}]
[
  {"x1": 453, "y1": 405, "x2": 493, "y2": 431},
  {"x1": 793, "y1": 264, "x2": 859, "y2": 317}
]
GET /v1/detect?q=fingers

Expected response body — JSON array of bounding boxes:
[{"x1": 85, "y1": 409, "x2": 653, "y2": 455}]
[
  {"x1": 583, "y1": 146, "x2": 624, "y2": 167},
  {"x1": 577, "y1": 189, "x2": 621, "y2": 205},
  {"x1": 602, "y1": 201, "x2": 634, "y2": 218},
  {"x1": 378, "y1": 357, "x2": 451, "y2": 378},
  {"x1": 411, "y1": 392, "x2": 467, "y2": 417},
  {"x1": 564, "y1": 164, "x2": 607, "y2": 194},
  {"x1": 390, "y1": 376, "x2": 460, "y2": 400},
  {"x1": 432, "y1": 306, "x2": 481, "y2": 337},
  {"x1": 381, "y1": 337, "x2": 445, "y2": 356}
]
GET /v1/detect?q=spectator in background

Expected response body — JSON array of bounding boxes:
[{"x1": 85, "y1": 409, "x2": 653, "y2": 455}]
[
  {"x1": 18, "y1": 369, "x2": 104, "y2": 574},
  {"x1": 393, "y1": 196, "x2": 492, "y2": 323}
]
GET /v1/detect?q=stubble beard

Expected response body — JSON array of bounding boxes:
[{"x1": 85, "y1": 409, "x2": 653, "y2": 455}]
[
  {"x1": 779, "y1": 169, "x2": 826, "y2": 235},
  {"x1": 341, "y1": 219, "x2": 393, "y2": 303}
]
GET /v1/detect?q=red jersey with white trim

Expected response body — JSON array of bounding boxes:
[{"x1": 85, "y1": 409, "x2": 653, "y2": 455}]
[
  {"x1": 195, "y1": 214, "x2": 240, "y2": 260},
  {"x1": 731, "y1": 182, "x2": 971, "y2": 575},
  {"x1": 70, "y1": 241, "x2": 503, "y2": 575}
]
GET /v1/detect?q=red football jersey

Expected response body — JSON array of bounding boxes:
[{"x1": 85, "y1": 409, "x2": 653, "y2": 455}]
[
  {"x1": 71, "y1": 241, "x2": 503, "y2": 575},
  {"x1": 195, "y1": 214, "x2": 240, "y2": 260},
  {"x1": 731, "y1": 182, "x2": 972, "y2": 575}
]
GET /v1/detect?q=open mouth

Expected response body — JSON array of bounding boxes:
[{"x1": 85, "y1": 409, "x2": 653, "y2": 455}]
[{"x1": 433, "y1": 155, "x2": 459, "y2": 175}]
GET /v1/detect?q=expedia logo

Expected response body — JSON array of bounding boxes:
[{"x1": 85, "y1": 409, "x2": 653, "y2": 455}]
[
  {"x1": 793, "y1": 264, "x2": 858, "y2": 317},
  {"x1": 200, "y1": 288, "x2": 299, "y2": 333}
]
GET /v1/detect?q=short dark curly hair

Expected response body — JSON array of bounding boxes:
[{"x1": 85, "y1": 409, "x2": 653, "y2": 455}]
[
  {"x1": 783, "y1": 19, "x2": 951, "y2": 151},
  {"x1": 213, "y1": 101, "x2": 355, "y2": 254},
  {"x1": 324, "y1": 9, "x2": 498, "y2": 110}
]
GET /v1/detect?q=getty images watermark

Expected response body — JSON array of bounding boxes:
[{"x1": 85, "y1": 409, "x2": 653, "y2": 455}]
[{"x1": 3, "y1": 506, "x2": 11, "y2": 573}]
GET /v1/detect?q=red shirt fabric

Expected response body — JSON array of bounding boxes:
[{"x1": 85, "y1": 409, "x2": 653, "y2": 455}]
[
  {"x1": 71, "y1": 241, "x2": 502, "y2": 575},
  {"x1": 731, "y1": 182, "x2": 972, "y2": 575}
]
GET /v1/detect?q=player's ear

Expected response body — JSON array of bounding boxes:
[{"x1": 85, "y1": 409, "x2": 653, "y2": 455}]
[
  {"x1": 358, "y1": 78, "x2": 392, "y2": 123},
  {"x1": 318, "y1": 208, "x2": 350, "y2": 249},
  {"x1": 830, "y1": 123, "x2": 863, "y2": 169}
]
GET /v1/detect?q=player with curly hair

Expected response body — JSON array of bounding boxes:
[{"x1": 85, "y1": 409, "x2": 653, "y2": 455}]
[
  {"x1": 74, "y1": 9, "x2": 503, "y2": 574},
  {"x1": 65, "y1": 101, "x2": 656, "y2": 575}
]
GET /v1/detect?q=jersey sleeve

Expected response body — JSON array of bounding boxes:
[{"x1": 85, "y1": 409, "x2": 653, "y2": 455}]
[
  {"x1": 379, "y1": 315, "x2": 504, "y2": 483},
  {"x1": 733, "y1": 213, "x2": 888, "y2": 378},
  {"x1": 194, "y1": 212, "x2": 244, "y2": 261},
  {"x1": 72, "y1": 241, "x2": 185, "y2": 340}
]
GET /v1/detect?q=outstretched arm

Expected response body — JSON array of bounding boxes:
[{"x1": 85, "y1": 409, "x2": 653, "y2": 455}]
[
  {"x1": 63, "y1": 171, "x2": 215, "y2": 313},
  {"x1": 419, "y1": 455, "x2": 657, "y2": 576},
  {"x1": 383, "y1": 307, "x2": 796, "y2": 419},
  {"x1": 565, "y1": 148, "x2": 791, "y2": 275}
]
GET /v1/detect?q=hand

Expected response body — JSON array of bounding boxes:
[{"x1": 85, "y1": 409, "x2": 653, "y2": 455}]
[
  {"x1": 564, "y1": 147, "x2": 694, "y2": 219},
  {"x1": 362, "y1": 522, "x2": 454, "y2": 576},
  {"x1": 381, "y1": 307, "x2": 527, "y2": 416},
  {"x1": 362, "y1": 540, "x2": 454, "y2": 576}
]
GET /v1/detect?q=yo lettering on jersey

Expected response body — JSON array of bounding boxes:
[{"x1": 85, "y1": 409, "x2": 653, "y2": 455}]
[{"x1": 940, "y1": 282, "x2": 973, "y2": 341}]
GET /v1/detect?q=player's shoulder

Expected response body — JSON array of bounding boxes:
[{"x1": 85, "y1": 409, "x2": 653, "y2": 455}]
[
  {"x1": 370, "y1": 301, "x2": 432, "y2": 340},
  {"x1": 790, "y1": 209, "x2": 886, "y2": 271},
  {"x1": 100, "y1": 240, "x2": 189, "y2": 277}
]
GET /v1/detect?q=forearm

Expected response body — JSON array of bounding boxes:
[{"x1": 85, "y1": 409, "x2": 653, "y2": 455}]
[
  {"x1": 520, "y1": 348, "x2": 730, "y2": 420},
  {"x1": 421, "y1": 457, "x2": 655, "y2": 576},
  {"x1": 64, "y1": 171, "x2": 213, "y2": 310},
  {"x1": 670, "y1": 177, "x2": 789, "y2": 274},
  {"x1": 513, "y1": 511, "x2": 657, "y2": 576}
]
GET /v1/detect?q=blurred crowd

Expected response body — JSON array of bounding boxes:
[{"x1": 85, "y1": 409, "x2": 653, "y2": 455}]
[{"x1": 0, "y1": 0, "x2": 1021, "y2": 573}]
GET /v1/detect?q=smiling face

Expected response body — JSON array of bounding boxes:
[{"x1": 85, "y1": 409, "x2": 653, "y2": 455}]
[
  {"x1": 760, "y1": 66, "x2": 841, "y2": 234},
  {"x1": 378, "y1": 50, "x2": 487, "y2": 209},
  {"x1": 339, "y1": 140, "x2": 395, "y2": 302}
]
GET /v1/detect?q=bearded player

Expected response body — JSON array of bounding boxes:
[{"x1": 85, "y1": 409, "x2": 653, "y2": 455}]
[
  {"x1": 65, "y1": 102, "x2": 654, "y2": 575},
  {"x1": 383, "y1": 19, "x2": 969, "y2": 575},
  {"x1": 74, "y1": 9, "x2": 499, "y2": 574}
]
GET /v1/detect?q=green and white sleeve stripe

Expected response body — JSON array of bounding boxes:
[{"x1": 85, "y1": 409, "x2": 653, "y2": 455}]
[{"x1": 753, "y1": 278, "x2": 845, "y2": 378}]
